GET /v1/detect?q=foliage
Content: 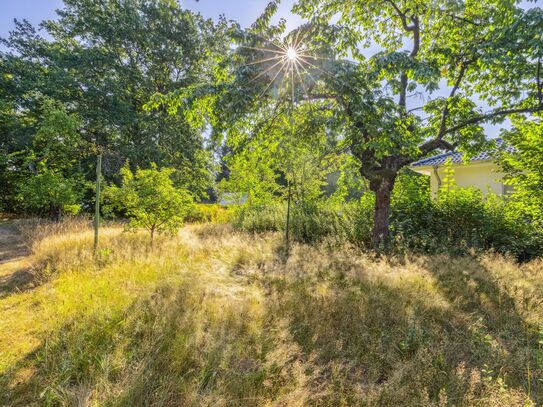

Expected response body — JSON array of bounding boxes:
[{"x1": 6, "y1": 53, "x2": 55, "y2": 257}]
[
  {"x1": 232, "y1": 203, "x2": 287, "y2": 233},
  {"x1": 389, "y1": 167, "x2": 543, "y2": 259},
  {"x1": 218, "y1": 102, "x2": 340, "y2": 209},
  {"x1": 392, "y1": 184, "x2": 543, "y2": 260},
  {"x1": 1, "y1": 0, "x2": 226, "y2": 207},
  {"x1": 12, "y1": 102, "x2": 88, "y2": 219},
  {"x1": 186, "y1": 203, "x2": 233, "y2": 224},
  {"x1": 104, "y1": 164, "x2": 193, "y2": 240},
  {"x1": 17, "y1": 167, "x2": 84, "y2": 218},
  {"x1": 182, "y1": 0, "x2": 543, "y2": 246},
  {"x1": 233, "y1": 169, "x2": 543, "y2": 260},
  {"x1": 30, "y1": 100, "x2": 88, "y2": 170},
  {"x1": 498, "y1": 118, "x2": 543, "y2": 224}
]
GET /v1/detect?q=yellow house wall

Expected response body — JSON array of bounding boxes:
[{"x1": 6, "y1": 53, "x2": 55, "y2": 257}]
[{"x1": 418, "y1": 161, "x2": 506, "y2": 197}]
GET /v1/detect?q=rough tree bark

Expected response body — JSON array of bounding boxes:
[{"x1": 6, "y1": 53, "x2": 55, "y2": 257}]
[
  {"x1": 49, "y1": 203, "x2": 62, "y2": 222},
  {"x1": 369, "y1": 175, "x2": 397, "y2": 248}
]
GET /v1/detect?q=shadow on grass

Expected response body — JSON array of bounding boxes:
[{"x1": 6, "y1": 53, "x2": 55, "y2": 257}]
[
  {"x1": 266, "y1": 251, "x2": 541, "y2": 405},
  {"x1": 0, "y1": 305, "x2": 132, "y2": 406},
  {"x1": 0, "y1": 221, "x2": 30, "y2": 264},
  {"x1": 2, "y1": 244, "x2": 541, "y2": 406},
  {"x1": 424, "y1": 256, "x2": 541, "y2": 400},
  {"x1": 0, "y1": 269, "x2": 36, "y2": 298}
]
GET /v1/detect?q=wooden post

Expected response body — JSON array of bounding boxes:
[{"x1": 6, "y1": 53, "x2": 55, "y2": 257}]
[
  {"x1": 93, "y1": 154, "x2": 102, "y2": 255},
  {"x1": 285, "y1": 180, "x2": 292, "y2": 255}
]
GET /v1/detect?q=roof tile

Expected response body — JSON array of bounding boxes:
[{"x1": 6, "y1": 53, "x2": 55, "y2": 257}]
[{"x1": 411, "y1": 138, "x2": 515, "y2": 167}]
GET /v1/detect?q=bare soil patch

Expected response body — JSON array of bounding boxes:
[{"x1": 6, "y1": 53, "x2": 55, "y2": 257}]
[{"x1": 0, "y1": 221, "x2": 33, "y2": 295}]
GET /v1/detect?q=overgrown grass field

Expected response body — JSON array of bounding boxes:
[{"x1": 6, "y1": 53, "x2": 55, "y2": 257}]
[{"x1": 1, "y1": 220, "x2": 543, "y2": 406}]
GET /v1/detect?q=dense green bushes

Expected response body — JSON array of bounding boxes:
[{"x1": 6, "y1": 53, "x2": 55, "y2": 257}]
[
  {"x1": 231, "y1": 172, "x2": 543, "y2": 260},
  {"x1": 391, "y1": 177, "x2": 543, "y2": 260},
  {"x1": 231, "y1": 204, "x2": 287, "y2": 232},
  {"x1": 186, "y1": 204, "x2": 233, "y2": 224}
]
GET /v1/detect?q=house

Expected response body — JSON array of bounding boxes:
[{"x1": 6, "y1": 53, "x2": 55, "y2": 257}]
[
  {"x1": 218, "y1": 192, "x2": 248, "y2": 205},
  {"x1": 411, "y1": 139, "x2": 515, "y2": 197}
]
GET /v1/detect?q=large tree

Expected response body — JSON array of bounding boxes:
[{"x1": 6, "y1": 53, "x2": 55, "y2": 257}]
[
  {"x1": 1, "y1": 0, "x2": 225, "y2": 202},
  {"x1": 191, "y1": 0, "x2": 542, "y2": 247},
  {"x1": 289, "y1": 0, "x2": 543, "y2": 246}
]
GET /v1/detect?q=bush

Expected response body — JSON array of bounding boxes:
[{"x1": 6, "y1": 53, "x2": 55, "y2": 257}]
[
  {"x1": 186, "y1": 204, "x2": 233, "y2": 224},
  {"x1": 104, "y1": 164, "x2": 193, "y2": 241},
  {"x1": 231, "y1": 203, "x2": 287, "y2": 233},
  {"x1": 290, "y1": 203, "x2": 340, "y2": 243},
  {"x1": 17, "y1": 169, "x2": 84, "y2": 220},
  {"x1": 391, "y1": 183, "x2": 543, "y2": 260},
  {"x1": 230, "y1": 198, "x2": 374, "y2": 247},
  {"x1": 231, "y1": 175, "x2": 543, "y2": 260}
]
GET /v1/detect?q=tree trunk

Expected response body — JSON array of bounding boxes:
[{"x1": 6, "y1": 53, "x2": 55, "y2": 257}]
[
  {"x1": 370, "y1": 175, "x2": 396, "y2": 249},
  {"x1": 49, "y1": 203, "x2": 62, "y2": 222},
  {"x1": 150, "y1": 226, "x2": 155, "y2": 246}
]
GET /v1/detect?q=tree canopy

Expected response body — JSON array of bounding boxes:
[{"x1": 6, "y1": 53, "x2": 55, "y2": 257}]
[
  {"x1": 1, "y1": 0, "x2": 229, "y2": 212},
  {"x1": 174, "y1": 0, "x2": 543, "y2": 246}
]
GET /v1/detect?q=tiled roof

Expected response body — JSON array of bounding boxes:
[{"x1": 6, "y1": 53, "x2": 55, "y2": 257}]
[{"x1": 411, "y1": 138, "x2": 515, "y2": 167}]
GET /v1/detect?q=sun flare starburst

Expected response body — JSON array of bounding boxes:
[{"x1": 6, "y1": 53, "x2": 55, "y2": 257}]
[
  {"x1": 235, "y1": 30, "x2": 327, "y2": 103},
  {"x1": 286, "y1": 47, "x2": 298, "y2": 62}
]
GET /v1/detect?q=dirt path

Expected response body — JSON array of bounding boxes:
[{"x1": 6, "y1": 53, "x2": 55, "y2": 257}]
[
  {"x1": 0, "y1": 221, "x2": 29, "y2": 264},
  {"x1": 0, "y1": 221, "x2": 33, "y2": 296}
]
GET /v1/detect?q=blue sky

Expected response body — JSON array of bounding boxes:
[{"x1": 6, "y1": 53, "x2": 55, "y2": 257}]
[{"x1": 0, "y1": 0, "x2": 302, "y2": 38}]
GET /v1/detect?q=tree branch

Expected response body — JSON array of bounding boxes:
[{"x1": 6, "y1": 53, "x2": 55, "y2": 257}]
[
  {"x1": 386, "y1": 1, "x2": 420, "y2": 109},
  {"x1": 409, "y1": 16, "x2": 420, "y2": 58},
  {"x1": 443, "y1": 105, "x2": 543, "y2": 136},
  {"x1": 437, "y1": 61, "x2": 468, "y2": 137},
  {"x1": 418, "y1": 103, "x2": 543, "y2": 156},
  {"x1": 419, "y1": 138, "x2": 457, "y2": 155},
  {"x1": 385, "y1": 0, "x2": 416, "y2": 32}
]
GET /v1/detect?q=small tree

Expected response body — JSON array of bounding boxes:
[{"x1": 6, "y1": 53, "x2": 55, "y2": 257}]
[{"x1": 105, "y1": 164, "x2": 193, "y2": 241}]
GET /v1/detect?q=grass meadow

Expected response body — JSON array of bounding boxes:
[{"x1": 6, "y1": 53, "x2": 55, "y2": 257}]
[{"x1": 1, "y1": 219, "x2": 543, "y2": 406}]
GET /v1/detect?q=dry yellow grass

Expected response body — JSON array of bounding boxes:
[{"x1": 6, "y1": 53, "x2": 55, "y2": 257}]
[{"x1": 0, "y1": 220, "x2": 542, "y2": 406}]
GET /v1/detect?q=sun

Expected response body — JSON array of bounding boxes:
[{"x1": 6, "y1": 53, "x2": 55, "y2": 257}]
[
  {"x1": 236, "y1": 35, "x2": 324, "y2": 102},
  {"x1": 286, "y1": 47, "x2": 298, "y2": 62}
]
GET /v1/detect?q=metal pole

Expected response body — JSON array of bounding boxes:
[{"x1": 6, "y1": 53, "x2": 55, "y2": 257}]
[
  {"x1": 284, "y1": 64, "x2": 296, "y2": 256},
  {"x1": 93, "y1": 153, "x2": 102, "y2": 255}
]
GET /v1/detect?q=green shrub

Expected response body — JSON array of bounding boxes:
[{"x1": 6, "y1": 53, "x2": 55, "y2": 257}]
[
  {"x1": 290, "y1": 203, "x2": 339, "y2": 243},
  {"x1": 231, "y1": 198, "x2": 374, "y2": 246},
  {"x1": 231, "y1": 203, "x2": 287, "y2": 233},
  {"x1": 186, "y1": 204, "x2": 232, "y2": 224},
  {"x1": 17, "y1": 168, "x2": 85, "y2": 220},
  {"x1": 104, "y1": 164, "x2": 193, "y2": 241},
  {"x1": 231, "y1": 177, "x2": 543, "y2": 260},
  {"x1": 391, "y1": 183, "x2": 543, "y2": 260}
]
